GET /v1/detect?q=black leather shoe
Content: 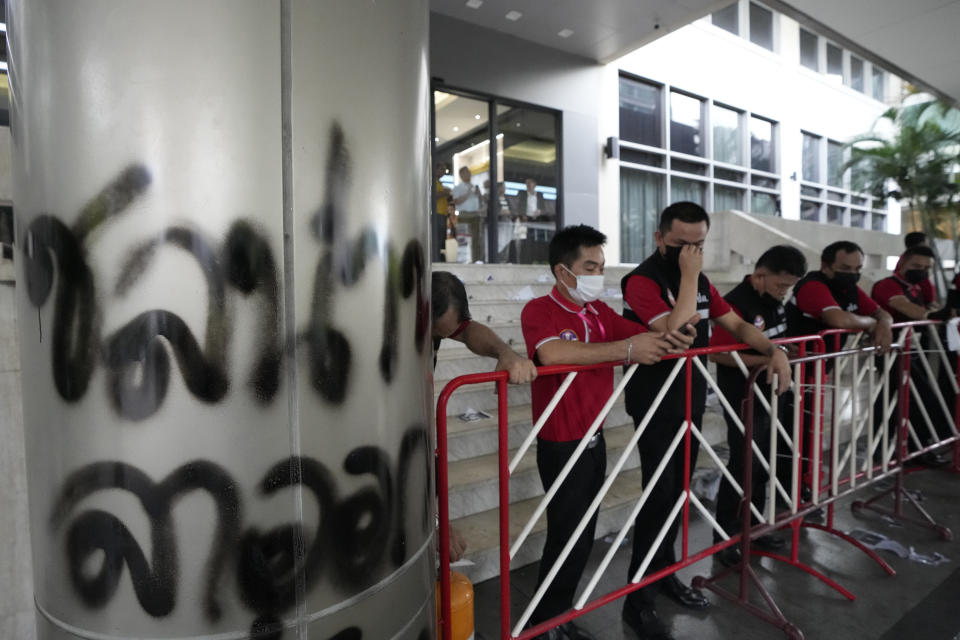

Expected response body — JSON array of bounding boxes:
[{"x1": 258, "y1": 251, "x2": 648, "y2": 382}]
[
  {"x1": 753, "y1": 534, "x2": 786, "y2": 551},
  {"x1": 622, "y1": 604, "x2": 675, "y2": 640},
  {"x1": 914, "y1": 451, "x2": 948, "y2": 468},
  {"x1": 529, "y1": 626, "x2": 567, "y2": 640},
  {"x1": 660, "y1": 575, "x2": 710, "y2": 610},
  {"x1": 717, "y1": 545, "x2": 742, "y2": 568}
]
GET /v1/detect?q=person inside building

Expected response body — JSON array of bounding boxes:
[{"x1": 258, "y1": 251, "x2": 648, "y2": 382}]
[
  {"x1": 620, "y1": 202, "x2": 792, "y2": 640},
  {"x1": 433, "y1": 162, "x2": 453, "y2": 262},
  {"x1": 708, "y1": 245, "x2": 807, "y2": 567},
  {"x1": 451, "y1": 166, "x2": 484, "y2": 262},
  {"x1": 520, "y1": 225, "x2": 698, "y2": 640},
  {"x1": 871, "y1": 245, "x2": 952, "y2": 466}
]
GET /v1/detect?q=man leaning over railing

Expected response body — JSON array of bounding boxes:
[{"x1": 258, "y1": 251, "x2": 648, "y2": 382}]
[
  {"x1": 519, "y1": 224, "x2": 696, "y2": 640},
  {"x1": 708, "y1": 245, "x2": 807, "y2": 567},
  {"x1": 432, "y1": 270, "x2": 538, "y2": 561},
  {"x1": 619, "y1": 202, "x2": 792, "y2": 640},
  {"x1": 871, "y1": 244, "x2": 953, "y2": 467}
]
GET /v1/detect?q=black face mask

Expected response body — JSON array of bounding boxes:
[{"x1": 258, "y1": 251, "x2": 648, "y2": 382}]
[
  {"x1": 831, "y1": 271, "x2": 860, "y2": 288},
  {"x1": 661, "y1": 245, "x2": 682, "y2": 268},
  {"x1": 904, "y1": 269, "x2": 928, "y2": 285}
]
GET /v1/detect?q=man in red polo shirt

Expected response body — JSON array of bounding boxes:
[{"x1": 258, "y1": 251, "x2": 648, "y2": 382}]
[
  {"x1": 894, "y1": 232, "x2": 936, "y2": 304},
  {"x1": 871, "y1": 245, "x2": 951, "y2": 465},
  {"x1": 520, "y1": 225, "x2": 696, "y2": 640}
]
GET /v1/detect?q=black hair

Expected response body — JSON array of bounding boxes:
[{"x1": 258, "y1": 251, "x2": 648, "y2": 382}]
[
  {"x1": 658, "y1": 201, "x2": 711, "y2": 235},
  {"x1": 821, "y1": 240, "x2": 863, "y2": 265},
  {"x1": 904, "y1": 231, "x2": 927, "y2": 249},
  {"x1": 431, "y1": 271, "x2": 470, "y2": 323},
  {"x1": 548, "y1": 224, "x2": 607, "y2": 272},
  {"x1": 756, "y1": 245, "x2": 807, "y2": 278},
  {"x1": 902, "y1": 245, "x2": 935, "y2": 261}
]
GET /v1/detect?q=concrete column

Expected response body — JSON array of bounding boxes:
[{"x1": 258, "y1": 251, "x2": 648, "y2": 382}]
[{"x1": 9, "y1": 2, "x2": 434, "y2": 639}]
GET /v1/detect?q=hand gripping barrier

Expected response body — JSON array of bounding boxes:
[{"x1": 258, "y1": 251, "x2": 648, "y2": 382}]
[{"x1": 435, "y1": 323, "x2": 960, "y2": 640}]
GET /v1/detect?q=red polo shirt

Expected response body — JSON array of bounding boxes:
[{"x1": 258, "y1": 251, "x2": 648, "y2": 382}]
[
  {"x1": 794, "y1": 280, "x2": 878, "y2": 318},
  {"x1": 872, "y1": 274, "x2": 924, "y2": 322},
  {"x1": 622, "y1": 275, "x2": 731, "y2": 326},
  {"x1": 521, "y1": 287, "x2": 646, "y2": 442}
]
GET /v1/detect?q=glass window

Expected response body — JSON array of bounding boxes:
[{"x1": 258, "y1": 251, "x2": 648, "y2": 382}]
[
  {"x1": 872, "y1": 66, "x2": 885, "y2": 101},
  {"x1": 850, "y1": 55, "x2": 864, "y2": 92},
  {"x1": 671, "y1": 177, "x2": 706, "y2": 206},
  {"x1": 620, "y1": 76, "x2": 662, "y2": 147},
  {"x1": 712, "y1": 104, "x2": 742, "y2": 165},
  {"x1": 670, "y1": 92, "x2": 704, "y2": 156},
  {"x1": 621, "y1": 169, "x2": 663, "y2": 262},
  {"x1": 751, "y1": 191, "x2": 778, "y2": 215},
  {"x1": 715, "y1": 167, "x2": 745, "y2": 183},
  {"x1": 749, "y1": 116, "x2": 774, "y2": 172},
  {"x1": 827, "y1": 205, "x2": 845, "y2": 224},
  {"x1": 712, "y1": 3, "x2": 739, "y2": 35},
  {"x1": 802, "y1": 132, "x2": 820, "y2": 183},
  {"x1": 850, "y1": 210, "x2": 866, "y2": 228},
  {"x1": 801, "y1": 200, "x2": 821, "y2": 221},
  {"x1": 800, "y1": 185, "x2": 821, "y2": 197},
  {"x1": 621, "y1": 149, "x2": 664, "y2": 167},
  {"x1": 826, "y1": 43, "x2": 843, "y2": 82},
  {"x1": 672, "y1": 159, "x2": 708, "y2": 175},
  {"x1": 871, "y1": 212, "x2": 886, "y2": 232},
  {"x1": 715, "y1": 185, "x2": 744, "y2": 211},
  {"x1": 800, "y1": 29, "x2": 818, "y2": 71},
  {"x1": 749, "y1": 2, "x2": 774, "y2": 50},
  {"x1": 827, "y1": 140, "x2": 844, "y2": 187}
]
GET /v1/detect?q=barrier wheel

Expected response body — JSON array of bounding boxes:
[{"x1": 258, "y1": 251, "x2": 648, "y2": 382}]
[
  {"x1": 851, "y1": 501, "x2": 865, "y2": 514},
  {"x1": 935, "y1": 525, "x2": 953, "y2": 541},
  {"x1": 783, "y1": 623, "x2": 804, "y2": 639}
]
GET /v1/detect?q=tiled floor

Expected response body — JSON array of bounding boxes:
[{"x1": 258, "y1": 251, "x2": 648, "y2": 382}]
[{"x1": 473, "y1": 465, "x2": 960, "y2": 640}]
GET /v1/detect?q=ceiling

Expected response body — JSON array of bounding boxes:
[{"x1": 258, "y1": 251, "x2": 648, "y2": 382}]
[{"x1": 430, "y1": 0, "x2": 960, "y2": 104}]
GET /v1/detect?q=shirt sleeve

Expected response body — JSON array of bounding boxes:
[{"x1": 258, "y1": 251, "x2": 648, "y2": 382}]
[
  {"x1": 857, "y1": 288, "x2": 879, "y2": 315},
  {"x1": 871, "y1": 278, "x2": 901, "y2": 311},
  {"x1": 708, "y1": 282, "x2": 733, "y2": 318},
  {"x1": 597, "y1": 303, "x2": 647, "y2": 341},
  {"x1": 709, "y1": 303, "x2": 741, "y2": 347},
  {"x1": 795, "y1": 281, "x2": 840, "y2": 318},
  {"x1": 623, "y1": 275, "x2": 671, "y2": 326},
  {"x1": 521, "y1": 300, "x2": 561, "y2": 363}
]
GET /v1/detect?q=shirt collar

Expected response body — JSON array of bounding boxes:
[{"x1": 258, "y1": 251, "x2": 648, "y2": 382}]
[{"x1": 548, "y1": 286, "x2": 599, "y2": 315}]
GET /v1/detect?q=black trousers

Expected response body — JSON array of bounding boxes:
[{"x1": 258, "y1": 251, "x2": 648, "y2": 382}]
[
  {"x1": 714, "y1": 384, "x2": 775, "y2": 542},
  {"x1": 530, "y1": 433, "x2": 607, "y2": 625},
  {"x1": 625, "y1": 410, "x2": 701, "y2": 610}
]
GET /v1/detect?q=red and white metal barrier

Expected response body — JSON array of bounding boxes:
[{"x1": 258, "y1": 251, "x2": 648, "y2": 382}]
[{"x1": 435, "y1": 323, "x2": 960, "y2": 640}]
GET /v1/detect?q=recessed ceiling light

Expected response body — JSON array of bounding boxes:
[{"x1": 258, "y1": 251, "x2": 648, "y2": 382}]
[
  {"x1": 505, "y1": 11, "x2": 522, "y2": 21},
  {"x1": 453, "y1": 126, "x2": 460, "y2": 132},
  {"x1": 434, "y1": 137, "x2": 440, "y2": 142},
  {"x1": 466, "y1": 0, "x2": 483, "y2": 8},
  {"x1": 474, "y1": 114, "x2": 481, "y2": 120},
  {"x1": 558, "y1": 28, "x2": 574, "y2": 38}
]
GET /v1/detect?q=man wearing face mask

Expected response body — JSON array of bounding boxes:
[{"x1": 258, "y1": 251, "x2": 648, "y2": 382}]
[
  {"x1": 619, "y1": 203, "x2": 792, "y2": 640},
  {"x1": 786, "y1": 241, "x2": 893, "y2": 352},
  {"x1": 520, "y1": 225, "x2": 697, "y2": 640},
  {"x1": 708, "y1": 245, "x2": 807, "y2": 567},
  {"x1": 871, "y1": 245, "x2": 952, "y2": 465}
]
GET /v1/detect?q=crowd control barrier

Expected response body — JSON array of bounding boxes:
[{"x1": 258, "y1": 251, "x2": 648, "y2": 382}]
[{"x1": 435, "y1": 323, "x2": 960, "y2": 640}]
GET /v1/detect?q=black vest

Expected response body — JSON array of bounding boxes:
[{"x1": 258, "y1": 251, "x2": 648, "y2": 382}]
[
  {"x1": 716, "y1": 276, "x2": 789, "y2": 401},
  {"x1": 872, "y1": 275, "x2": 923, "y2": 323},
  {"x1": 786, "y1": 270, "x2": 861, "y2": 341},
  {"x1": 620, "y1": 252, "x2": 714, "y2": 419}
]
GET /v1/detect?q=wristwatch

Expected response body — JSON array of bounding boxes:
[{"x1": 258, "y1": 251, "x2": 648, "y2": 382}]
[{"x1": 768, "y1": 344, "x2": 789, "y2": 356}]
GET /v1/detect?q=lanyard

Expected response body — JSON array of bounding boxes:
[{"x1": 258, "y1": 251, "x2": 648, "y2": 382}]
[{"x1": 577, "y1": 306, "x2": 605, "y2": 342}]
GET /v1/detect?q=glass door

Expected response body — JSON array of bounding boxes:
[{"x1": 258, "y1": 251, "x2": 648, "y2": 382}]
[{"x1": 432, "y1": 87, "x2": 560, "y2": 264}]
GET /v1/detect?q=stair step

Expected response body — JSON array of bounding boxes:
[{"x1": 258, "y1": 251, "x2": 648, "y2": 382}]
[{"x1": 447, "y1": 422, "x2": 641, "y2": 520}]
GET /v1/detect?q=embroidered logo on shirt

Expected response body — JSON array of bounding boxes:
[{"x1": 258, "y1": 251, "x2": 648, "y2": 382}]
[
  {"x1": 697, "y1": 292, "x2": 709, "y2": 304},
  {"x1": 559, "y1": 329, "x2": 578, "y2": 341},
  {"x1": 753, "y1": 314, "x2": 765, "y2": 330}
]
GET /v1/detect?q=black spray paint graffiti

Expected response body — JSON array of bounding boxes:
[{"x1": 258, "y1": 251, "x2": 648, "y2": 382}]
[
  {"x1": 50, "y1": 425, "x2": 432, "y2": 639},
  {"x1": 20, "y1": 122, "x2": 428, "y2": 419}
]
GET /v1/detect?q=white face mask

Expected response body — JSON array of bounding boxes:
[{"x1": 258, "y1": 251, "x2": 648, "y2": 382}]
[{"x1": 562, "y1": 265, "x2": 605, "y2": 305}]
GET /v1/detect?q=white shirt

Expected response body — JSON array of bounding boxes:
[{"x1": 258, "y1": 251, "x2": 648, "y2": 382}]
[{"x1": 452, "y1": 181, "x2": 479, "y2": 213}]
